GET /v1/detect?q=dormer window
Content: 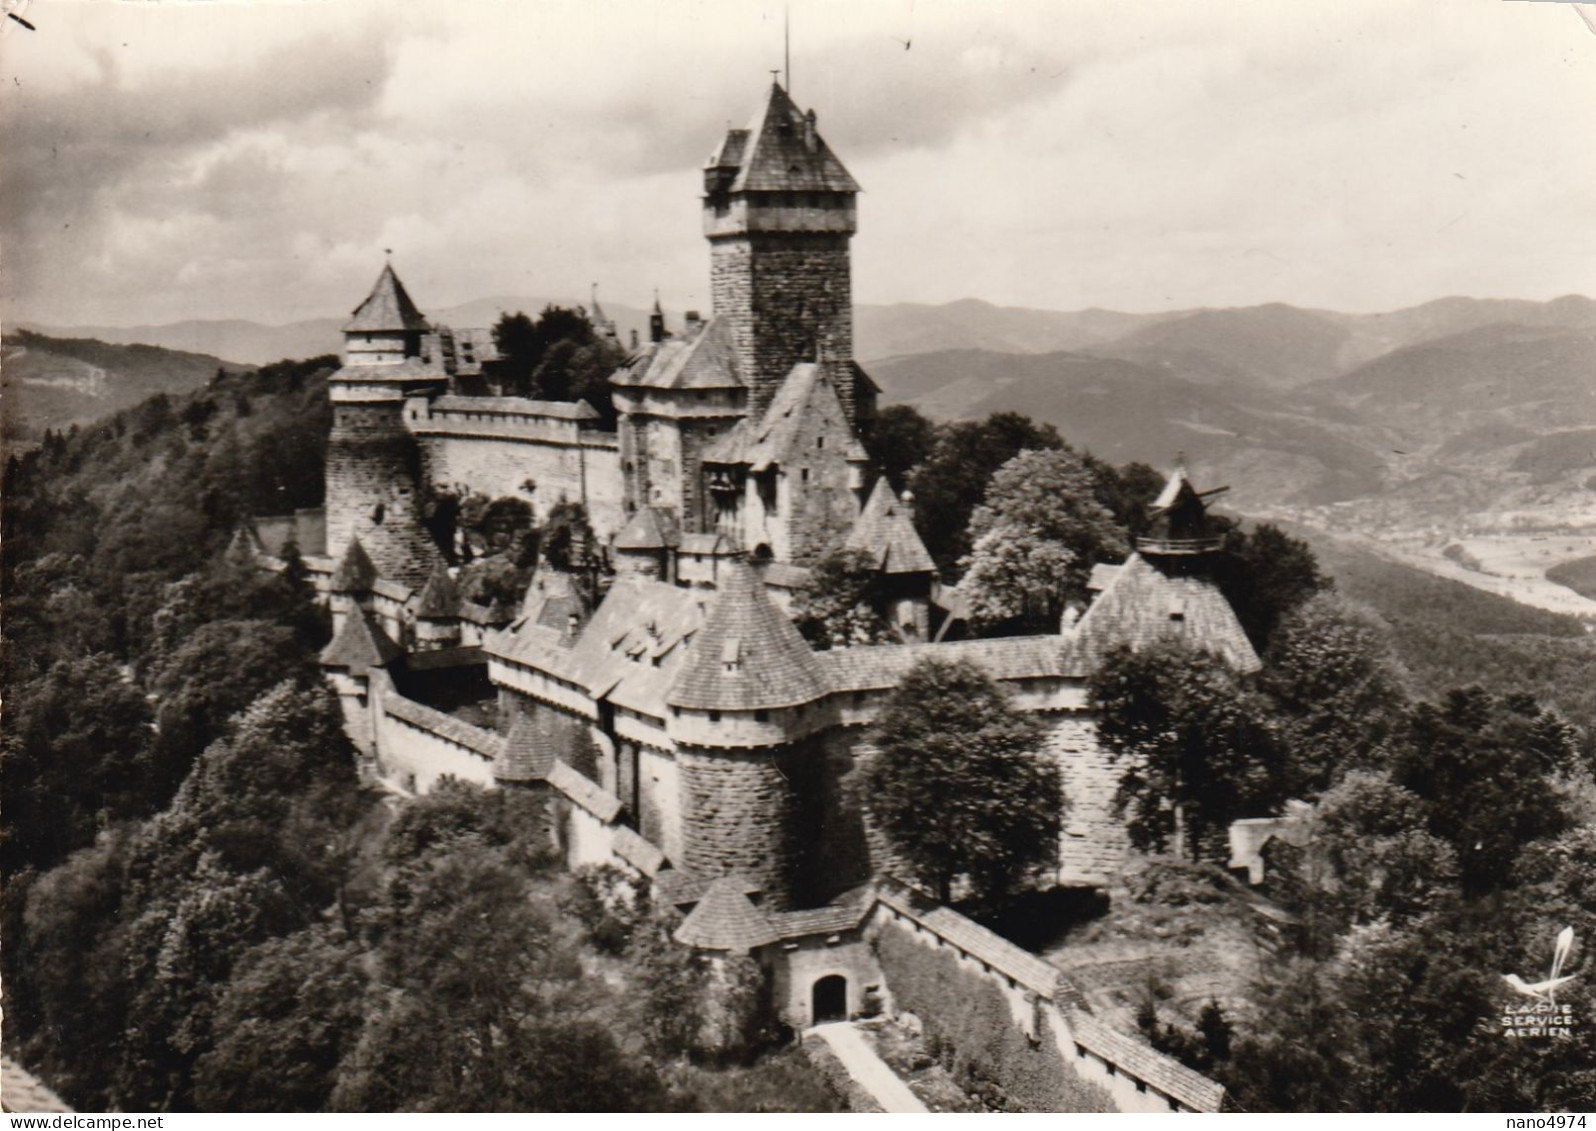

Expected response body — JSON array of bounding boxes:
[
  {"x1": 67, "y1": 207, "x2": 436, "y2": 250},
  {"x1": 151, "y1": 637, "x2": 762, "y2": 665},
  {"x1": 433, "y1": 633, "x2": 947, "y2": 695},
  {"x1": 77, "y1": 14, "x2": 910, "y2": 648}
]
[
  {"x1": 722, "y1": 638, "x2": 742, "y2": 674},
  {"x1": 1168, "y1": 597, "x2": 1186, "y2": 623}
]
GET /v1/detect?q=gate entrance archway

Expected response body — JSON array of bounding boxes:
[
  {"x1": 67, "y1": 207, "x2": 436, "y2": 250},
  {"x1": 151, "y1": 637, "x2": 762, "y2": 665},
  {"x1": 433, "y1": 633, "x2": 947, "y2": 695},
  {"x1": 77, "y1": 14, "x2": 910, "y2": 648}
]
[{"x1": 812, "y1": 974, "x2": 847, "y2": 1024}]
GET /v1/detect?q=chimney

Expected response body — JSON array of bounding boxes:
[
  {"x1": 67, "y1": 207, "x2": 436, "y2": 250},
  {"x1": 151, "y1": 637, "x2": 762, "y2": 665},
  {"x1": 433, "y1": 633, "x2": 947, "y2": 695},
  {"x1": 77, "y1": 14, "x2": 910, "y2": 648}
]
[
  {"x1": 629, "y1": 328, "x2": 640, "y2": 350},
  {"x1": 804, "y1": 109, "x2": 817, "y2": 153},
  {"x1": 899, "y1": 488, "x2": 915, "y2": 523},
  {"x1": 685, "y1": 310, "x2": 702, "y2": 332}
]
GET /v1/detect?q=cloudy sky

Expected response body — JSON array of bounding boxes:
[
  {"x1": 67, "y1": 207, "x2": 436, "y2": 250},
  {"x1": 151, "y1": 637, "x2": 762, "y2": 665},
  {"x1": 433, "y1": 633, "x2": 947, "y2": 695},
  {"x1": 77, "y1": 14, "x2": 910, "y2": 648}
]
[{"x1": 1, "y1": 0, "x2": 1592, "y2": 328}]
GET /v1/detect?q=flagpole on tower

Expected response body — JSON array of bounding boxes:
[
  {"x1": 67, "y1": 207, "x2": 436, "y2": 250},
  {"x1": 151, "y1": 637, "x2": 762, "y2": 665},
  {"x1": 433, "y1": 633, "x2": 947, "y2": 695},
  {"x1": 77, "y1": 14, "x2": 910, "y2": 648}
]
[{"x1": 784, "y1": 4, "x2": 791, "y2": 93}]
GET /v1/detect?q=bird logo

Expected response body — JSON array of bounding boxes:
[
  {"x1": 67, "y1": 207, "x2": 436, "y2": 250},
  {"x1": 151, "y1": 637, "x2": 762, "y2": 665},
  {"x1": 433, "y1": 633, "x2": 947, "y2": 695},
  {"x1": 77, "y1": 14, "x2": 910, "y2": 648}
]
[{"x1": 1503, "y1": 927, "x2": 1578, "y2": 1007}]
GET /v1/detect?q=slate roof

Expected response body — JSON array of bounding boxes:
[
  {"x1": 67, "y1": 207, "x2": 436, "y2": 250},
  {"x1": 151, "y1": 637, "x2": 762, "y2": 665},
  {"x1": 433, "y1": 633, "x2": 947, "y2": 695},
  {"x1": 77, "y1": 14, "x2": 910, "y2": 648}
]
[
  {"x1": 491, "y1": 578, "x2": 706, "y2": 719},
  {"x1": 2, "y1": 1057, "x2": 72, "y2": 1113},
  {"x1": 768, "y1": 900, "x2": 871, "y2": 940},
  {"x1": 429, "y1": 395, "x2": 599, "y2": 421},
  {"x1": 344, "y1": 263, "x2": 431, "y2": 334},
  {"x1": 1061, "y1": 552, "x2": 1260, "y2": 675},
  {"x1": 319, "y1": 608, "x2": 403, "y2": 675},
  {"x1": 613, "y1": 506, "x2": 680, "y2": 551},
  {"x1": 613, "y1": 825, "x2": 667, "y2": 876},
  {"x1": 704, "y1": 362, "x2": 867, "y2": 472},
  {"x1": 817, "y1": 634, "x2": 1064, "y2": 692},
  {"x1": 711, "y1": 83, "x2": 860, "y2": 195},
  {"x1": 415, "y1": 563, "x2": 463, "y2": 619},
  {"x1": 845, "y1": 479, "x2": 935, "y2": 574},
  {"x1": 679, "y1": 532, "x2": 734, "y2": 556},
  {"x1": 876, "y1": 879, "x2": 1061, "y2": 996},
  {"x1": 612, "y1": 316, "x2": 744, "y2": 391},
  {"x1": 521, "y1": 566, "x2": 588, "y2": 635},
  {"x1": 1087, "y1": 563, "x2": 1121, "y2": 592},
  {"x1": 384, "y1": 693, "x2": 504, "y2": 761},
  {"x1": 330, "y1": 537, "x2": 378, "y2": 593},
  {"x1": 666, "y1": 560, "x2": 829, "y2": 711},
  {"x1": 548, "y1": 761, "x2": 624, "y2": 822},
  {"x1": 674, "y1": 876, "x2": 781, "y2": 951},
  {"x1": 494, "y1": 713, "x2": 556, "y2": 783},
  {"x1": 1067, "y1": 1009, "x2": 1225, "y2": 1113}
]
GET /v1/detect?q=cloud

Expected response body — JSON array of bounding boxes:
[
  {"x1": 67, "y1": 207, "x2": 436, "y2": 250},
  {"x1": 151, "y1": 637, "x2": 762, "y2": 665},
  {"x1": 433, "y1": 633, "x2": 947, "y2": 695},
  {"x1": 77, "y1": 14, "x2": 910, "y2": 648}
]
[{"x1": 1, "y1": 0, "x2": 1592, "y2": 327}]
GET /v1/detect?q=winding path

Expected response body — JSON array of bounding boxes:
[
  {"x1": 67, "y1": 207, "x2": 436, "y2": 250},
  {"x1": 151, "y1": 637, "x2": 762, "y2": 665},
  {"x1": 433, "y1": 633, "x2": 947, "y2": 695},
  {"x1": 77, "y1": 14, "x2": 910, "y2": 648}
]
[{"x1": 808, "y1": 1022, "x2": 929, "y2": 1114}]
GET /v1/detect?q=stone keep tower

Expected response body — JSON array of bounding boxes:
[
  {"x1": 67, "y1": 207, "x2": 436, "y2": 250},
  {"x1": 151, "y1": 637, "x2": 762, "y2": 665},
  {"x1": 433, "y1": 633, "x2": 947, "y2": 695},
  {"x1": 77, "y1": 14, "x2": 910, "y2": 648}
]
[
  {"x1": 325, "y1": 264, "x2": 447, "y2": 589},
  {"x1": 703, "y1": 82, "x2": 873, "y2": 428}
]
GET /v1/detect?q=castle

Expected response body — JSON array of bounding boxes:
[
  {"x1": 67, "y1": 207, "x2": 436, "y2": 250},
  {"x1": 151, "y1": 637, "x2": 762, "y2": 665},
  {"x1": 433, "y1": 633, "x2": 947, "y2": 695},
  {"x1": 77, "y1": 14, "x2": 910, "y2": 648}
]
[{"x1": 249, "y1": 81, "x2": 1258, "y2": 1113}]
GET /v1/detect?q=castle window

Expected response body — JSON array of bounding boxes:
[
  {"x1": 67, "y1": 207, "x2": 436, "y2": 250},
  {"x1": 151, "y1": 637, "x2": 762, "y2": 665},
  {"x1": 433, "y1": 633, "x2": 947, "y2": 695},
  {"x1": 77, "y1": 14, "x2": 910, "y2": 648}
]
[
  {"x1": 801, "y1": 468, "x2": 810, "y2": 483},
  {"x1": 709, "y1": 711, "x2": 721, "y2": 723},
  {"x1": 371, "y1": 503, "x2": 386, "y2": 524},
  {"x1": 816, "y1": 436, "x2": 824, "y2": 449},
  {"x1": 754, "y1": 710, "x2": 769, "y2": 723}
]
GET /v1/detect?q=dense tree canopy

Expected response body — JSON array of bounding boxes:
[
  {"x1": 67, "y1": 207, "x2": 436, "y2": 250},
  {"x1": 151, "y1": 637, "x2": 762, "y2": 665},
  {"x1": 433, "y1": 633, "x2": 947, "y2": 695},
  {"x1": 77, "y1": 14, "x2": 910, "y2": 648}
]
[
  {"x1": 959, "y1": 448, "x2": 1128, "y2": 634},
  {"x1": 790, "y1": 548, "x2": 895, "y2": 649},
  {"x1": 490, "y1": 306, "x2": 625, "y2": 429},
  {"x1": 864, "y1": 656, "x2": 1061, "y2": 906}
]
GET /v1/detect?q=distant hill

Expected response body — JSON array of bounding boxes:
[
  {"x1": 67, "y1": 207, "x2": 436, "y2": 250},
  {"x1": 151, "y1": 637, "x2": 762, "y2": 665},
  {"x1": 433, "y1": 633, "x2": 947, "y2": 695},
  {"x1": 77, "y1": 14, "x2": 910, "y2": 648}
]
[
  {"x1": 868, "y1": 348, "x2": 1384, "y2": 509},
  {"x1": 1090, "y1": 303, "x2": 1353, "y2": 389},
  {"x1": 854, "y1": 299, "x2": 1177, "y2": 362},
  {"x1": 1, "y1": 330, "x2": 253, "y2": 440}
]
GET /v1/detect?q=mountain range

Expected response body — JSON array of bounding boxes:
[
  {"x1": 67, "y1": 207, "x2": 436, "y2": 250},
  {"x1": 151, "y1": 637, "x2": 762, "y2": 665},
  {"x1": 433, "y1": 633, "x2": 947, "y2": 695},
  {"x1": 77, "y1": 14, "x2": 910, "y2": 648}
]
[{"x1": 9, "y1": 293, "x2": 1594, "y2": 535}]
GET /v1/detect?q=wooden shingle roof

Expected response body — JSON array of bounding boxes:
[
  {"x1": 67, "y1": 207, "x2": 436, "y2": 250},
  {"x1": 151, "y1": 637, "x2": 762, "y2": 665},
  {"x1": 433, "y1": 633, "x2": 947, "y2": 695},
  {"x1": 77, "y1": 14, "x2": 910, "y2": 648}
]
[
  {"x1": 1062, "y1": 553, "x2": 1259, "y2": 675},
  {"x1": 1067, "y1": 1009, "x2": 1226, "y2": 1112},
  {"x1": 415, "y1": 562, "x2": 462, "y2": 619},
  {"x1": 330, "y1": 537, "x2": 378, "y2": 593},
  {"x1": 666, "y1": 561, "x2": 829, "y2": 711},
  {"x1": 344, "y1": 263, "x2": 431, "y2": 334},
  {"x1": 494, "y1": 713, "x2": 556, "y2": 783},
  {"x1": 845, "y1": 478, "x2": 935, "y2": 574},
  {"x1": 319, "y1": 608, "x2": 402, "y2": 675},
  {"x1": 612, "y1": 316, "x2": 744, "y2": 391},
  {"x1": 613, "y1": 506, "x2": 680, "y2": 551},
  {"x1": 715, "y1": 82, "x2": 860, "y2": 195},
  {"x1": 674, "y1": 876, "x2": 780, "y2": 951},
  {"x1": 1, "y1": 1057, "x2": 72, "y2": 1113}
]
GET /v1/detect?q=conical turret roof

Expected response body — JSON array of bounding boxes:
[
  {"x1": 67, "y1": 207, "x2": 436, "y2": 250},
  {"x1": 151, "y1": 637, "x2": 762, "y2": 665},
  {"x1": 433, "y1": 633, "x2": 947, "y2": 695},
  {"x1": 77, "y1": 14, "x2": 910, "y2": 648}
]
[
  {"x1": 344, "y1": 263, "x2": 431, "y2": 334},
  {"x1": 666, "y1": 559, "x2": 827, "y2": 711},
  {"x1": 674, "y1": 876, "x2": 779, "y2": 951},
  {"x1": 494, "y1": 713, "x2": 556, "y2": 783},
  {"x1": 414, "y1": 562, "x2": 462, "y2": 619},
  {"x1": 319, "y1": 607, "x2": 402, "y2": 675},
  {"x1": 331, "y1": 537, "x2": 378, "y2": 593},
  {"x1": 845, "y1": 479, "x2": 934, "y2": 574}
]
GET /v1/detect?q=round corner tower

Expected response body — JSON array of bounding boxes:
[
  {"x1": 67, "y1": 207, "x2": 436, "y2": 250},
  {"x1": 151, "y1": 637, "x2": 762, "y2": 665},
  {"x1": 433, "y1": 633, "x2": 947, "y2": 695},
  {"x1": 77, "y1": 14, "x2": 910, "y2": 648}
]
[{"x1": 325, "y1": 263, "x2": 448, "y2": 590}]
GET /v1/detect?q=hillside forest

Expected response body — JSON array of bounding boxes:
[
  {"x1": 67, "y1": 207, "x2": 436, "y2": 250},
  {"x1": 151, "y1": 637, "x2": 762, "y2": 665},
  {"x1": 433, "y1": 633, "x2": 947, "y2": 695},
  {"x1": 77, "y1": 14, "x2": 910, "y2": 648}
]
[{"x1": 2, "y1": 344, "x2": 1593, "y2": 1112}]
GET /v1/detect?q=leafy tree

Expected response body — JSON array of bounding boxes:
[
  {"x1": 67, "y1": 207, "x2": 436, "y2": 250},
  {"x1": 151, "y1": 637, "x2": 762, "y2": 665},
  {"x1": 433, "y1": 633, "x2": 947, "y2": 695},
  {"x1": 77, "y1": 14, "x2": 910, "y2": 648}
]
[
  {"x1": 1212, "y1": 523, "x2": 1330, "y2": 651},
  {"x1": 866, "y1": 405, "x2": 937, "y2": 491},
  {"x1": 1259, "y1": 593, "x2": 1408, "y2": 793},
  {"x1": 1394, "y1": 687, "x2": 1581, "y2": 895},
  {"x1": 863, "y1": 656, "x2": 1060, "y2": 906},
  {"x1": 906, "y1": 412, "x2": 1064, "y2": 577},
  {"x1": 958, "y1": 448, "x2": 1128, "y2": 634},
  {"x1": 1088, "y1": 459, "x2": 1166, "y2": 536},
  {"x1": 191, "y1": 923, "x2": 370, "y2": 1111},
  {"x1": 791, "y1": 548, "x2": 895, "y2": 649},
  {"x1": 1090, "y1": 641, "x2": 1284, "y2": 863}
]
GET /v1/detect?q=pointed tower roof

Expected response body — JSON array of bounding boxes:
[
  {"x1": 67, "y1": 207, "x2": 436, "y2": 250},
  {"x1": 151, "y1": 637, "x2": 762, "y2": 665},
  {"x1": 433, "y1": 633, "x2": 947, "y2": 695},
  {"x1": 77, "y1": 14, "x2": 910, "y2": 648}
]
[
  {"x1": 710, "y1": 83, "x2": 859, "y2": 195},
  {"x1": 344, "y1": 263, "x2": 431, "y2": 334},
  {"x1": 414, "y1": 562, "x2": 462, "y2": 620},
  {"x1": 319, "y1": 607, "x2": 403, "y2": 675},
  {"x1": 331, "y1": 537, "x2": 379, "y2": 593},
  {"x1": 494, "y1": 713, "x2": 557, "y2": 784},
  {"x1": 845, "y1": 479, "x2": 935, "y2": 574},
  {"x1": 613, "y1": 506, "x2": 680, "y2": 552},
  {"x1": 667, "y1": 559, "x2": 828, "y2": 711},
  {"x1": 674, "y1": 875, "x2": 779, "y2": 951}
]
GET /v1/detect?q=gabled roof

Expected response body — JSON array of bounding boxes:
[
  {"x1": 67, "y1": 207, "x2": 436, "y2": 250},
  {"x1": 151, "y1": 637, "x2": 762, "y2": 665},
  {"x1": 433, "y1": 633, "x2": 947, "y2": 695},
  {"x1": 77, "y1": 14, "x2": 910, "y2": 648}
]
[
  {"x1": 613, "y1": 506, "x2": 680, "y2": 552},
  {"x1": 705, "y1": 362, "x2": 864, "y2": 472},
  {"x1": 710, "y1": 83, "x2": 860, "y2": 195},
  {"x1": 331, "y1": 537, "x2": 378, "y2": 593},
  {"x1": 667, "y1": 560, "x2": 829, "y2": 711},
  {"x1": 319, "y1": 607, "x2": 402, "y2": 675},
  {"x1": 490, "y1": 577, "x2": 707, "y2": 719},
  {"x1": 415, "y1": 562, "x2": 462, "y2": 619},
  {"x1": 494, "y1": 712, "x2": 556, "y2": 783},
  {"x1": 227, "y1": 523, "x2": 267, "y2": 564},
  {"x1": 611, "y1": 315, "x2": 744, "y2": 391},
  {"x1": 845, "y1": 479, "x2": 935, "y2": 574},
  {"x1": 674, "y1": 876, "x2": 780, "y2": 951},
  {"x1": 344, "y1": 263, "x2": 431, "y2": 334},
  {"x1": 1062, "y1": 552, "x2": 1260, "y2": 675}
]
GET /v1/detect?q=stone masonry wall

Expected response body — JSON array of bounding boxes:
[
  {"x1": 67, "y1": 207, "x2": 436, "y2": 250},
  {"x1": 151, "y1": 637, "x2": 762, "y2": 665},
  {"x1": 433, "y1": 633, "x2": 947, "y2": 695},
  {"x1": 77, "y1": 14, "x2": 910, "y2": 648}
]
[
  {"x1": 677, "y1": 745, "x2": 797, "y2": 909},
  {"x1": 1043, "y1": 713, "x2": 1131, "y2": 883},
  {"x1": 418, "y1": 433, "x2": 623, "y2": 544},
  {"x1": 325, "y1": 401, "x2": 443, "y2": 588},
  {"x1": 710, "y1": 233, "x2": 853, "y2": 425},
  {"x1": 772, "y1": 394, "x2": 863, "y2": 564}
]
